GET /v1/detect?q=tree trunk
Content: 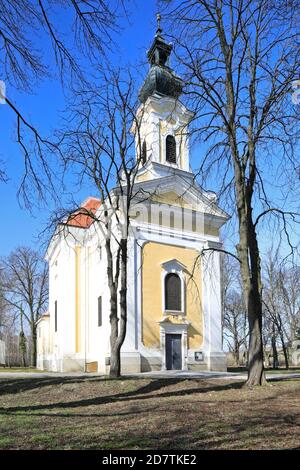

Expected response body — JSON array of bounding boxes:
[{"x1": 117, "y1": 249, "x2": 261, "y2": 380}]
[
  {"x1": 276, "y1": 314, "x2": 289, "y2": 369},
  {"x1": 105, "y1": 233, "x2": 121, "y2": 378},
  {"x1": 279, "y1": 332, "x2": 289, "y2": 369},
  {"x1": 237, "y1": 208, "x2": 266, "y2": 386},
  {"x1": 243, "y1": 349, "x2": 248, "y2": 368},
  {"x1": 110, "y1": 343, "x2": 121, "y2": 378},
  {"x1": 31, "y1": 324, "x2": 37, "y2": 367},
  {"x1": 271, "y1": 332, "x2": 279, "y2": 369},
  {"x1": 246, "y1": 294, "x2": 266, "y2": 385},
  {"x1": 233, "y1": 317, "x2": 239, "y2": 365},
  {"x1": 19, "y1": 331, "x2": 26, "y2": 367},
  {"x1": 234, "y1": 343, "x2": 239, "y2": 366},
  {"x1": 110, "y1": 239, "x2": 128, "y2": 378},
  {"x1": 109, "y1": 288, "x2": 120, "y2": 378}
]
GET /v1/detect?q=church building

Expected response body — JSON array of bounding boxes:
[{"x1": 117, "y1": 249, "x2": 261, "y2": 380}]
[{"x1": 37, "y1": 20, "x2": 229, "y2": 374}]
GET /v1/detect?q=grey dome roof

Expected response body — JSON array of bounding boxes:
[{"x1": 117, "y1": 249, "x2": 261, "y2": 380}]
[{"x1": 138, "y1": 64, "x2": 183, "y2": 103}]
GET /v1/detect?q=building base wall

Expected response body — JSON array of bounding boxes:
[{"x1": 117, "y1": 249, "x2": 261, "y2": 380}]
[
  {"x1": 120, "y1": 352, "x2": 141, "y2": 374},
  {"x1": 139, "y1": 350, "x2": 227, "y2": 373},
  {"x1": 37, "y1": 354, "x2": 85, "y2": 373},
  {"x1": 62, "y1": 356, "x2": 85, "y2": 373},
  {"x1": 141, "y1": 355, "x2": 162, "y2": 372},
  {"x1": 208, "y1": 352, "x2": 227, "y2": 371},
  {"x1": 37, "y1": 358, "x2": 51, "y2": 371},
  {"x1": 37, "y1": 350, "x2": 227, "y2": 374}
]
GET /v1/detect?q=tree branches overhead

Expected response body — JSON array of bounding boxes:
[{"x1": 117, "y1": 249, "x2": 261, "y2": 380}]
[
  {"x1": 160, "y1": 0, "x2": 300, "y2": 205},
  {"x1": 0, "y1": 0, "x2": 122, "y2": 89},
  {"x1": 0, "y1": 0, "x2": 126, "y2": 203}
]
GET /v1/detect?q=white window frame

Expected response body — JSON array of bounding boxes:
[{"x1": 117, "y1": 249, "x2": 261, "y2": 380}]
[{"x1": 161, "y1": 259, "x2": 186, "y2": 315}]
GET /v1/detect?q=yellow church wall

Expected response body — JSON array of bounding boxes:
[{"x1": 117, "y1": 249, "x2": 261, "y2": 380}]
[
  {"x1": 142, "y1": 192, "x2": 220, "y2": 237},
  {"x1": 142, "y1": 241, "x2": 203, "y2": 350},
  {"x1": 152, "y1": 191, "x2": 190, "y2": 208}
]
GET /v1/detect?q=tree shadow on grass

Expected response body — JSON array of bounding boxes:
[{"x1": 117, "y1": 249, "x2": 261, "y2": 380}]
[
  {"x1": 0, "y1": 379, "x2": 245, "y2": 415},
  {"x1": 0, "y1": 374, "x2": 162, "y2": 396},
  {"x1": 1, "y1": 375, "x2": 297, "y2": 417},
  {"x1": 0, "y1": 376, "x2": 99, "y2": 395}
]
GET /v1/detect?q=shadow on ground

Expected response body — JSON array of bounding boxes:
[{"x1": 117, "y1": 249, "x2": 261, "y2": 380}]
[{"x1": 0, "y1": 378, "x2": 246, "y2": 415}]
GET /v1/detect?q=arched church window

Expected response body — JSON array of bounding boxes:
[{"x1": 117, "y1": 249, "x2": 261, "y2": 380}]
[
  {"x1": 142, "y1": 140, "x2": 147, "y2": 165},
  {"x1": 166, "y1": 135, "x2": 176, "y2": 164},
  {"x1": 165, "y1": 273, "x2": 181, "y2": 311}
]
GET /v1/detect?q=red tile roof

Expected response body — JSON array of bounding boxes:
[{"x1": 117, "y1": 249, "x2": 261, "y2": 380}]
[{"x1": 66, "y1": 197, "x2": 101, "y2": 229}]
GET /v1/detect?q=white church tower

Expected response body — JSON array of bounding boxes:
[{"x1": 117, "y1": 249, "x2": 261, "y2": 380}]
[
  {"x1": 37, "y1": 16, "x2": 229, "y2": 374},
  {"x1": 133, "y1": 15, "x2": 194, "y2": 182}
]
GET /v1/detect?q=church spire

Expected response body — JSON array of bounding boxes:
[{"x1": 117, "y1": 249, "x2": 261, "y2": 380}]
[
  {"x1": 138, "y1": 14, "x2": 184, "y2": 103},
  {"x1": 156, "y1": 13, "x2": 162, "y2": 37},
  {"x1": 147, "y1": 13, "x2": 172, "y2": 67}
]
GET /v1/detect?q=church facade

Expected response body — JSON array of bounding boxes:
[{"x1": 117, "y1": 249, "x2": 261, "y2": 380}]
[{"x1": 37, "y1": 23, "x2": 229, "y2": 374}]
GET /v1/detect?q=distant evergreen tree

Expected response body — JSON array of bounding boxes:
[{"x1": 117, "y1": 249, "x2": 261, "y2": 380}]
[{"x1": 19, "y1": 308, "x2": 27, "y2": 367}]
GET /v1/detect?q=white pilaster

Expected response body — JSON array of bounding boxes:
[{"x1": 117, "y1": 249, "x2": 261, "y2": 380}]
[{"x1": 202, "y1": 241, "x2": 226, "y2": 370}]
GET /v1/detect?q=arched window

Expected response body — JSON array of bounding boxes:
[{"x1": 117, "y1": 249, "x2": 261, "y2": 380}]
[
  {"x1": 141, "y1": 140, "x2": 147, "y2": 165},
  {"x1": 166, "y1": 135, "x2": 176, "y2": 164},
  {"x1": 165, "y1": 273, "x2": 181, "y2": 311}
]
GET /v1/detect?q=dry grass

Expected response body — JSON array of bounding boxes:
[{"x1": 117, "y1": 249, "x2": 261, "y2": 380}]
[
  {"x1": 0, "y1": 367, "x2": 42, "y2": 373},
  {"x1": 0, "y1": 376, "x2": 299, "y2": 450}
]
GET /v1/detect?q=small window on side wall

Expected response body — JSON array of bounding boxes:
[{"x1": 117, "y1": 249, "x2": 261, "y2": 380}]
[
  {"x1": 98, "y1": 296, "x2": 102, "y2": 327},
  {"x1": 166, "y1": 135, "x2": 176, "y2": 164},
  {"x1": 142, "y1": 140, "x2": 147, "y2": 165},
  {"x1": 54, "y1": 300, "x2": 58, "y2": 332},
  {"x1": 165, "y1": 273, "x2": 181, "y2": 311}
]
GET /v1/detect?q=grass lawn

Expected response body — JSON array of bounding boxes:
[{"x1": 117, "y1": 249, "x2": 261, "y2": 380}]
[
  {"x1": 228, "y1": 366, "x2": 300, "y2": 375},
  {"x1": 0, "y1": 367, "x2": 42, "y2": 373},
  {"x1": 0, "y1": 376, "x2": 299, "y2": 450}
]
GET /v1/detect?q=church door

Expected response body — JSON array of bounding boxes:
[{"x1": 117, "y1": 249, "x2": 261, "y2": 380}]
[{"x1": 166, "y1": 334, "x2": 182, "y2": 370}]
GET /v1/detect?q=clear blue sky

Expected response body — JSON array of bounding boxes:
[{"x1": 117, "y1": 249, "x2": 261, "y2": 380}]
[
  {"x1": 0, "y1": 0, "x2": 158, "y2": 257},
  {"x1": 0, "y1": 0, "x2": 298, "y2": 261}
]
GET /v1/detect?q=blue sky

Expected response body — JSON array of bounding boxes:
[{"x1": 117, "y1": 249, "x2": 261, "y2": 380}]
[
  {"x1": 0, "y1": 0, "x2": 158, "y2": 257},
  {"x1": 0, "y1": 0, "x2": 298, "y2": 261}
]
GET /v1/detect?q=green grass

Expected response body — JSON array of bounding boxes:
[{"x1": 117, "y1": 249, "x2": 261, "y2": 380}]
[{"x1": 0, "y1": 367, "x2": 43, "y2": 373}]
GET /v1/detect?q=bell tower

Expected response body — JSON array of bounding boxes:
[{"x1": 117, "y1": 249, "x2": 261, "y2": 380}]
[{"x1": 133, "y1": 14, "x2": 194, "y2": 182}]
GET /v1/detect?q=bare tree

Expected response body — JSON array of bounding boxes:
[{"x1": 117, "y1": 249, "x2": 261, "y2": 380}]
[
  {"x1": 0, "y1": 0, "x2": 127, "y2": 202},
  {"x1": 1, "y1": 247, "x2": 48, "y2": 367},
  {"x1": 263, "y1": 248, "x2": 300, "y2": 368},
  {"x1": 160, "y1": 0, "x2": 300, "y2": 386},
  {"x1": 53, "y1": 68, "x2": 145, "y2": 377},
  {"x1": 278, "y1": 263, "x2": 300, "y2": 343},
  {"x1": 0, "y1": 270, "x2": 20, "y2": 366},
  {"x1": 223, "y1": 257, "x2": 248, "y2": 365},
  {"x1": 262, "y1": 249, "x2": 289, "y2": 368},
  {"x1": 0, "y1": 269, "x2": 7, "y2": 331}
]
